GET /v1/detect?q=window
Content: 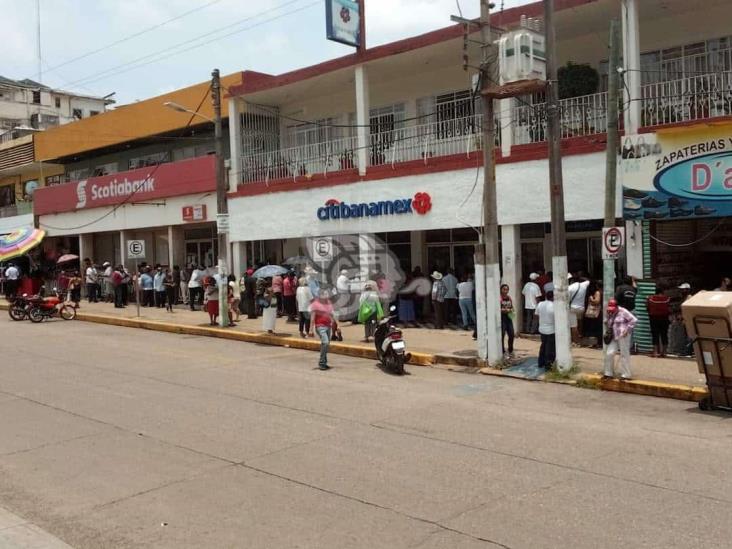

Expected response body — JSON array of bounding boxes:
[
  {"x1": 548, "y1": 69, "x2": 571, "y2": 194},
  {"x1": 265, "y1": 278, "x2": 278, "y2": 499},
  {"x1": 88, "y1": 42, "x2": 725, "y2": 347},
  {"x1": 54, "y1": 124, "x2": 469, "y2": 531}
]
[
  {"x1": 92, "y1": 162, "x2": 118, "y2": 177},
  {"x1": 54, "y1": 96, "x2": 61, "y2": 108},
  {"x1": 173, "y1": 146, "x2": 196, "y2": 161},
  {"x1": 89, "y1": 110, "x2": 100, "y2": 116},
  {"x1": 128, "y1": 151, "x2": 170, "y2": 170},
  {"x1": 32, "y1": 90, "x2": 41, "y2": 104},
  {"x1": 66, "y1": 168, "x2": 90, "y2": 182},
  {"x1": 286, "y1": 117, "x2": 337, "y2": 148},
  {"x1": 72, "y1": 108, "x2": 83, "y2": 120},
  {"x1": 45, "y1": 174, "x2": 63, "y2": 187},
  {"x1": 0, "y1": 185, "x2": 15, "y2": 207}
]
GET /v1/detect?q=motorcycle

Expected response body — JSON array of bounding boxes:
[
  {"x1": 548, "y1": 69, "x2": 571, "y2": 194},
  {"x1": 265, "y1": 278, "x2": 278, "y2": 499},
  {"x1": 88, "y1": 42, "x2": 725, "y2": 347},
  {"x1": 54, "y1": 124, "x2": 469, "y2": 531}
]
[
  {"x1": 374, "y1": 305, "x2": 410, "y2": 375},
  {"x1": 27, "y1": 288, "x2": 76, "y2": 323},
  {"x1": 8, "y1": 294, "x2": 32, "y2": 321}
]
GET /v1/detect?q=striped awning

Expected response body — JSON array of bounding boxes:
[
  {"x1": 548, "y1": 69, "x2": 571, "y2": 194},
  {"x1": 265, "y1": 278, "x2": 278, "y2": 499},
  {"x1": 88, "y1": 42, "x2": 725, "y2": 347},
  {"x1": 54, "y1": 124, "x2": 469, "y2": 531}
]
[{"x1": 0, "y1": 141, "x2": 34, "y2": 171}]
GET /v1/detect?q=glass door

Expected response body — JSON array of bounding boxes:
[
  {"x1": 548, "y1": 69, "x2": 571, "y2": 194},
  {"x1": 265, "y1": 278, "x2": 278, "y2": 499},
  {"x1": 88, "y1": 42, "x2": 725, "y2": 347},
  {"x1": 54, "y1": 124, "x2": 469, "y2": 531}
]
[
  {"x1": 453, "y1": 245, "x2": 475, "y2": 278},
  {"x1": 427, "y1": 245, "x2": 451, "y2": 275}
]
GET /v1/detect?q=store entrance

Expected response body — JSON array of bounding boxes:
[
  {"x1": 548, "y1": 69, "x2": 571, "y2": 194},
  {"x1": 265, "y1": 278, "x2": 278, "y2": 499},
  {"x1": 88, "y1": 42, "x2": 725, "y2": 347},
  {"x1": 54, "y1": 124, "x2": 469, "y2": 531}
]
[
  {"x1": 185, "y1": 240, "x2": 216, "y2": 268},
  {"x1": 427, "y1": 243, "x2": 476, "y2": 278}
]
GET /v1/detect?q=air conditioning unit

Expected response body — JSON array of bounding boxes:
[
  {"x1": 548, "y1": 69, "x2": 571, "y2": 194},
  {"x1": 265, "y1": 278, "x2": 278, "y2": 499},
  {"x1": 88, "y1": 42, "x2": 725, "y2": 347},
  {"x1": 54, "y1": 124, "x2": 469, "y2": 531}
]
[{"x1": 498, "y1": 15, "x2": 546, "y2": 85}]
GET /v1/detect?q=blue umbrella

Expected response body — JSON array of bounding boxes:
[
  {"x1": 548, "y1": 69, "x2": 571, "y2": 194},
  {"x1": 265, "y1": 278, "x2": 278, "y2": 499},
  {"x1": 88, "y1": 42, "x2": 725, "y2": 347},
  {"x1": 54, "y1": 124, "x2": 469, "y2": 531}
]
[{"x1": 252, "y1": 264, "x2": 289, "y2": 279}]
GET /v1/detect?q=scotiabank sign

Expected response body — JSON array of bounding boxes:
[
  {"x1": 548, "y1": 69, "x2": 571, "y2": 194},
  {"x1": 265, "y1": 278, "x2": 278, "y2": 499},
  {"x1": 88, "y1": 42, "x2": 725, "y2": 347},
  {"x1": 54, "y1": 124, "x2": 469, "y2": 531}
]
[{"x1": 34, "y1": 155, "x2": 216, "y2": 216}]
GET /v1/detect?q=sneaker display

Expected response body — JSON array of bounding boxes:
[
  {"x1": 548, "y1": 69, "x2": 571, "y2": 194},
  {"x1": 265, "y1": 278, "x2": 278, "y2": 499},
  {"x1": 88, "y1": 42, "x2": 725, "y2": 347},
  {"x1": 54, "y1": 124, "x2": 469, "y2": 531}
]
[
  {"x1": 641, "y1": 196, "x2": 666, "y2": 208},
  {"x1": 644, "y1": 210, "x2": 668, "y2": 219},
  {"x1": 623, "y1": 188, "x2": 648, "y2": 199},
  {"x1": 694, "y1": 205, "x2": 716, "y2": 215},
  {"x1": 624, "y1": 198, "x2": 641, "y2": 211},
  {"x1": 669, "y1": 207, "x2": 693, "y2": 217},
  {"x1": 668, "y1": 197, "x2": 688, "y2": 208}
]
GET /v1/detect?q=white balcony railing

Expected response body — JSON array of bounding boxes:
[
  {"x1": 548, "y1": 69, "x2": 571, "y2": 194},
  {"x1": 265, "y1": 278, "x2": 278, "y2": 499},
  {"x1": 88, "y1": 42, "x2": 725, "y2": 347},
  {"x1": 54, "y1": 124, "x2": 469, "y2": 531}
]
[
  {"x1": 655, "y1": 48, "x2": 732, "y2": 83},
  {"x1": 641, "y1": 71, "x2": 732, "y2": 127}
]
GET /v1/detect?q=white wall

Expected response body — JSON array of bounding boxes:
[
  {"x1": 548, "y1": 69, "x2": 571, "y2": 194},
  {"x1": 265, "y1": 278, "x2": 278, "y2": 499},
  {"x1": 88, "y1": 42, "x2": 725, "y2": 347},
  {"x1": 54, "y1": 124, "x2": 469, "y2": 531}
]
[
  {"x1": 229, "y1": 151, "x2": 619, "y2": 242},
  {"x1": 39, "y1": 193, "x2": 218, "y2": 237},
  {"x1": 0, "y1": 213, "x2": 33, "y2": 233}
]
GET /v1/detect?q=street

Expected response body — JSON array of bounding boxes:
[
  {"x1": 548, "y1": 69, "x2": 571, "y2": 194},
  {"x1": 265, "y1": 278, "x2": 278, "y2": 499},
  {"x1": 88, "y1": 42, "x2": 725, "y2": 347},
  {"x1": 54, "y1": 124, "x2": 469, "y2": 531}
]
[{"x1": 0, "y1": 320, "x2": 731, "y2": 549}]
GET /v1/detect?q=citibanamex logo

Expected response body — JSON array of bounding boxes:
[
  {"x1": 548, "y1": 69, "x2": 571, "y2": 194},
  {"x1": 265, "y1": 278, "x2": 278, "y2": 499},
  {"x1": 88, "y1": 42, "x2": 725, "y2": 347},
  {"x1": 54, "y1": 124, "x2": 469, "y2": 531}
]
[{"x1": 413, "y1": 192, "x2": 432, "y2": 215}]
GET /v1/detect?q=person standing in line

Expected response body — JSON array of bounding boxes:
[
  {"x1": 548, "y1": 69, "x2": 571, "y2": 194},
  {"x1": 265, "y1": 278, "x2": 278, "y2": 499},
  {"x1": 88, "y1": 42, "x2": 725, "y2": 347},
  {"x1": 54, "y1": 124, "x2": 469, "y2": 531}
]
[
  {"x1": 359, "y1": 281, "x2": 382, "y2": 342},
  {"x1": 271, "y1": 272, "x2": 284, "y2": 317},
  {"x1": 442, "y1": 268, "x2": 459, "y2": 327},
  {"x1": 714, "y1": 277, "x2": 731, "y2": 291},
  {"x1": 296, "y1": 277, "x2": 313, "y2": 338},
  {"x1": 603, "y1": 298, "x2": 638, "y2": 381},
  {"x1": 164, "y1": 270, "x2": 176, "y2": 313},
  {"x1": 261, "y1": 278, "x2": 277, "y2": 334},
  {"x1": 309, "y1": 290, "x2": 336, "y2": 370},
  {"x1": 583, "y1": 280, "x2": 603, "y2": 348},
  {"x1": 203, "y1": 277, "x2": 219, "y2": 326},
  {"x1": 336, "y1": 269, "x2": 350, "y2": 296},
  {"x1": 228, "y1": 274, "x2": 241, "y2": 322},
  {"x1": 244, "y1": 268, "x2": 257, "y2": 319},
  {"x1": 614, "y1": 275, "x2": 638, "y2": 312},
  {"x1": 111, "y1": 265, "x2": 125, "y2": 308},
  {"x1": 521, "y1": 273, "x2": 542, "y2": 334},
  {"x1": 3, "y1": 263, "x2": 20, "y2": 299},
  {"x1": 121, "y1": 266, "x2": 131, "y2": 306},
  {"x1": 397, "y1": 273, "x2": 417, "y2": 327},
  {"x1": 500, "y1": 284, "x2": 516, "y2": 359},
  {"x1": 140, "y1": 267, "x2": 154, "y2": 307},
  {"x1": 542, "y1": 271, "x2": 554, "y2": 295},
  {"x1": 102, "y1": 262, "x2": 113, "y2": 302},
  {"x1": 188, "y1": 265, "x2": 204, "y2": 311},
  {"x1": 172, "y1": 266, "x2": 182, "y2": 305},
  {"x1": 536, "y1": 269, "x2": 549, "y2": 299},
  {"x1": 457, "y1": 274, "x2": 476, "y2": 330},
  {"x1": 153, "y1": 266, "x2": 166, "y2": 308},
  {"x1": 411, "y1": 266, "x2": 427, "y2": 323},
  {"x1": 180, "y1": 265, "x2": 191, "y2": 305},
  {"x1": 647, "y1": 284, "x2": 671, "y2": 358},
  {"x1": 283, "y1": 271, "x2": 297, "y2": 322},
  {"x1": 67, "y1": 270, "x2": 82, "y2": 308},
  {"x1": 568, "y1": 273, "x2": 590, "y2": 343},
  {"x1": 535, "y1": 288, "x2": 556, "y2": 369},
  {"x1": 431, "y1": 271, "x2": 447, "y2": 330},
  {"x1": 84, "y1": 258, "x2": 99, "y2": 303}
]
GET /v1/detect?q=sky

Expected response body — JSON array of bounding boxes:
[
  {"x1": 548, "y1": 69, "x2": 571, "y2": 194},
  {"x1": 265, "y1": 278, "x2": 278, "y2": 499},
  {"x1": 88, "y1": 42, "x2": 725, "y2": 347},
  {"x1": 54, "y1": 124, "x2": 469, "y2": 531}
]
[{"x1": 1, "y1": 0, "x2": 530, "y2": 106}]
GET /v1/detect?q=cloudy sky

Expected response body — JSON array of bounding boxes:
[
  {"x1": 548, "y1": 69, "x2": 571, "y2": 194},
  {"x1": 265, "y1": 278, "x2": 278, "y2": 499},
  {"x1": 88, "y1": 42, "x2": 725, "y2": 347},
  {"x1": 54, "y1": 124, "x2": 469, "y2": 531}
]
[{"x1": 1, "y1": 0, "x2": 529, "y2": 105}]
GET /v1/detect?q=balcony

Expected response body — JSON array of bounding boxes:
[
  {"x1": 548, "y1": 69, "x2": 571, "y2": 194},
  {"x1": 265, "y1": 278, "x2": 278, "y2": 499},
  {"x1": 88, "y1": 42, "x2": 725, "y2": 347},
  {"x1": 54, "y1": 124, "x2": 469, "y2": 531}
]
[
  {"x1": 0, "y1": 202, "x2": 32, "y2": 219},
  {"x1": 238, "y1": 71, "x2": 732, "y2": 185}
]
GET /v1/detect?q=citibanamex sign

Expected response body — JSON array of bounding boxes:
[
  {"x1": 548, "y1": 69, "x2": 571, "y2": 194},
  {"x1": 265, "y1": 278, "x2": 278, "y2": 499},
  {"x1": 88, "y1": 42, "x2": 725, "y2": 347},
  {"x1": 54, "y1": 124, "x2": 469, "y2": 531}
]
[{"x1": 317, "y1": 191, "x2": 432, "y2": 221}]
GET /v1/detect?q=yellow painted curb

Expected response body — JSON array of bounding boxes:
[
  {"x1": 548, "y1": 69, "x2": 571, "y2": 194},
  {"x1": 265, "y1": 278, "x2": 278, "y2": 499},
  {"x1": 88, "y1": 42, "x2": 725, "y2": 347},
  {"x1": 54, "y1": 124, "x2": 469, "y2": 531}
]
[{"x1": 580, "y1": 373, "x2": 708, "y2": 402}]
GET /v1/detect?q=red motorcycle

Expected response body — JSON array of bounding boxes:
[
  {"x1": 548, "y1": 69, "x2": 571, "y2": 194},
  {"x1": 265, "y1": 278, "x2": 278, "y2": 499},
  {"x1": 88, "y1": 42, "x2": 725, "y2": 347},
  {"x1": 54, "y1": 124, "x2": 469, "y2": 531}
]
[
  {"x1": 27, "y1": 289, "x2": 76, "y2": 323},
  {"x1": 8, "y1": 294, "x2": 32, "y2": 321}
]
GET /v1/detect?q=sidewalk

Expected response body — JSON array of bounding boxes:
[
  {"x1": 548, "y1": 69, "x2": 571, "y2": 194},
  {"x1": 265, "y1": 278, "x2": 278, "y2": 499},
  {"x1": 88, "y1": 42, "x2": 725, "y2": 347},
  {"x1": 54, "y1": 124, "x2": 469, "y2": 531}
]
[{"x1": 58, "y1": 300, "x2": 705, "y2": 388}]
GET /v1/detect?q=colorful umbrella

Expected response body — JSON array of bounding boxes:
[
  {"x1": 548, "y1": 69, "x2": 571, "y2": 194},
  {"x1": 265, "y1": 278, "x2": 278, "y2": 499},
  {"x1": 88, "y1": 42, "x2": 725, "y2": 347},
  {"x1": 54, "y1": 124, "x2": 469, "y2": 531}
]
[
  {"x1": 57, "y1": 254, "x2": 79, "y2": 264},
  {"x1": 0, "y1": 227, "x2": 46, "y2": 262}
]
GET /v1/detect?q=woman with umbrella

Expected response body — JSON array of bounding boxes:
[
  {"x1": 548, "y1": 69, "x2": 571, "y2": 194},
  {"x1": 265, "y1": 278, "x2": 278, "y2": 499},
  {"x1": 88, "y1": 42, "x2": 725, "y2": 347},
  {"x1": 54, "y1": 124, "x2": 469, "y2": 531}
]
[{"x1": 253, "y1": 265, "x2": 288, "y2": 334}]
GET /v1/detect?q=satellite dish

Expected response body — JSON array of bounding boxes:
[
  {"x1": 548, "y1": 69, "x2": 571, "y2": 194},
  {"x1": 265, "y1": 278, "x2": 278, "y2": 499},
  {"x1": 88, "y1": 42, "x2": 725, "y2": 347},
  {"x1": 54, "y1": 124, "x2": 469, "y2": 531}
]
[{"x1": 24, "y1": 180, "x2": 39, "y2": 197}]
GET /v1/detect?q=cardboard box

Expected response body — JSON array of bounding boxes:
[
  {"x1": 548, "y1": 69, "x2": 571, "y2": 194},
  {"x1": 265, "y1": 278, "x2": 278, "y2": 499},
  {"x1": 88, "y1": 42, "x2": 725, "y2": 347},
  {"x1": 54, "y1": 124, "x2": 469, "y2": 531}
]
[{"x1": 682, "y1": 291, "x2": 732, "y2": 408}]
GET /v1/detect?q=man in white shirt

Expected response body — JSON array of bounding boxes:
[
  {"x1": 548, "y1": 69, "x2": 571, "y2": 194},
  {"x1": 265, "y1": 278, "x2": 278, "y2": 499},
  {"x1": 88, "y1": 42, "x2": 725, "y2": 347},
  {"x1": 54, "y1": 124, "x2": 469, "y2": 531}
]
[
  {"x1": 535, "y1": 288, "x2": 556, "y2": 370},
  {"x1": 188, "y1": 265, "x2": 204, "y2": 311},
  {"x1": 457, "y1": 275, "x2": 476, "y2": 330},
  {"x1": 521, "y1": 273, "x2": 542, "y2": 335},
  {"x1": 102, "y1": 262, "x2": 113, "y2": 302},
  {"x1": 568, "y1": 273, "x2": 591, "y2": 342},
  {"x1": 442, "y1": 268, "x2": 459, "y2": 326},
  {"x1": 4, "y1": 263, "x2": 20, "y2": 298},
  {"x1": 336, "y1": 269, "x2": 350, "y2": 294},
  {"x1": 84, "y1": 258, "x2": 99, "y2": 303}
]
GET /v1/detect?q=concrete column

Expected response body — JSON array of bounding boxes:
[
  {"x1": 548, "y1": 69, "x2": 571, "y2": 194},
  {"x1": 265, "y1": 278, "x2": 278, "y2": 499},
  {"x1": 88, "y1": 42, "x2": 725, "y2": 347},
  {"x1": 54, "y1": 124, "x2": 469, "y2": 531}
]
[
  {"x1": 625, "y1": 220, "x2": 644, "y2": 278},
  {"x1": 501, "y1": 224, "x2": 522, "y2": 332},
  {"x1": 119, "y1": 230, "x2": 128, "y2": 269},
  {"x1": 78, "y1": 233, "x2": 94, "y2": 298},
  {"x1": 358, "y1": 233, "x2": 375, "y2": 281},
  {"x1": 410, "y1": 231, "x2": 424, "y2": 273},
  {"x1": 228, "y1": 97, "x2": 243, "y2": 191},
  {"x1": 354, "y1": 65, "x2": 370, "y2": 176},
  {"x1": 499, "y1": 98, "x2": 513, "y2": 158},
  {"x1": 231, "y1": 241, "x2": 246, "y2": 278},
  {"x1": 622, "y1": 0, "x2": 641, "y2": 134}
]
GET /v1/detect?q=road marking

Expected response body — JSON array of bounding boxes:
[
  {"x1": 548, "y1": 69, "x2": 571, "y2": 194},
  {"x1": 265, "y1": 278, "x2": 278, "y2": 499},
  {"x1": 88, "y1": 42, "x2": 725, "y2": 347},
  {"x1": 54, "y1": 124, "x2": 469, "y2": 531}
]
[{"x1": 0, "y1": 507, "x2": 73, "y2": 548}]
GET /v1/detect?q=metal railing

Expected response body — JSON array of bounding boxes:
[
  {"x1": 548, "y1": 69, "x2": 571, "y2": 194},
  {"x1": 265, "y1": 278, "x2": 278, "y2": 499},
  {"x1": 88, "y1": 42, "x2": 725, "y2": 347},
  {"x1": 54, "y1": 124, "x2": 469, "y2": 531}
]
[
  {"x1": 0, "y1": 202, "x2": 32, "y2": 219},
  {"x1": 654, "y1": 47, "x2": 732, "y2": 83},
  {"x1": 640, "y1": 71, "x2": 732, "y2": 127}
]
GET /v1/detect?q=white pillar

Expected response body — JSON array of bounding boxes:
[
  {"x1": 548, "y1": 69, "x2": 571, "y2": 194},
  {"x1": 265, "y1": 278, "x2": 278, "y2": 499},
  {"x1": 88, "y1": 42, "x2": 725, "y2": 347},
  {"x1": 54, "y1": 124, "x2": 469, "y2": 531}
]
[
  {"x1": 358, "y1": 233, "x2": 375, "y2": 281},
  {"x1": 232, "y1": 241, "x2": 244, "y2": 279},
  {"x1": 355, "y1": 65, "x2": 370, "y2": 176},
  {"x1": 228, "y1": 97, "x2": 243, "y2": 191},
  {"x1": 475, "y1": 260, "x2": 488, "y2": 360},
  {"x1": 622, "y1": 0, "x2": 641, "y2": 134},
  {"x1": 119, "y1": 230, "x2": 127, "y2": 268},
  {"x1": 78, "y1": 233, "x2": 93, "y2": 298},
  {"x1": 499, "y1": 98, "x2": 513, "y2": 158},
  {"x1": 410, "y1": 230, "x2": 424, "y2": 272},
  {"x1": 501, "y1": 224, "x2": 522, "y2": 332},
  {"x1": 625, "y1": 220, "x2": 644, "y2": 278}
]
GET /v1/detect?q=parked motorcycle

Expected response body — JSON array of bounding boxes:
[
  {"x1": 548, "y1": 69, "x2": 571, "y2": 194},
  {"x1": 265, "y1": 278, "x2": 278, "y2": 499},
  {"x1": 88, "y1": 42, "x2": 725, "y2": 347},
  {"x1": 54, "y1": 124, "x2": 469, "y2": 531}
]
[
  {"x1": 8, "y1": 294, "x2": 32, "y2": 321},
  {"x1": 27, "y1": 288, "x2": 76, "y2": 323},
  {"x1": 374, "y1": 305, "x2": 410, "y2": 375}
]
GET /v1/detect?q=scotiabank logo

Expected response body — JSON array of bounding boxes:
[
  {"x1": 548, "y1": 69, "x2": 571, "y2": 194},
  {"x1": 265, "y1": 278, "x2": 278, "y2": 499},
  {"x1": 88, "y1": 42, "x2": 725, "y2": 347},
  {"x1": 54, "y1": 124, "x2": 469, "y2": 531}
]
[
  {"x1": 74, "y1": 176, "x2": 155, "y2": 210},
  {"x1": 317, "y1": 192, "x2": 432, "y2": 221}
]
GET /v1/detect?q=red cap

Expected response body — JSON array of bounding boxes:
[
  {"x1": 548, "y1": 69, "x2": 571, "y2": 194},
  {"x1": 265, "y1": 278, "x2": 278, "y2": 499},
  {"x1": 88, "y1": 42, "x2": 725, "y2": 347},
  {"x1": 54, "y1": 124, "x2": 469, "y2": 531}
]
[{"x1": 607, "y1": 298, "x2": 618, "y2": 311}]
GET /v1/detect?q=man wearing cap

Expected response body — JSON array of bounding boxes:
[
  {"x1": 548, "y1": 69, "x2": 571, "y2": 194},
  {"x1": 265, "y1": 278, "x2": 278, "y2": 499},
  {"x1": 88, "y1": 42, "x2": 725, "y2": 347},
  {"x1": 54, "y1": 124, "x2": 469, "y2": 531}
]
[
  {"x1": 603, "y1": 298, "x2": 638, "y2": 380},
  {"x1": 431, "y1": 271, "x2": 447, "y2": 330},
  {"x1": 102, "y1": 262, "x2": 113, "y2": 303},
  {"x1": 535, "y1": 287, "x2": 556, "y2": 369},
  {"x1": 521, "y1": 273, "x2": 542, "y2": 334}
]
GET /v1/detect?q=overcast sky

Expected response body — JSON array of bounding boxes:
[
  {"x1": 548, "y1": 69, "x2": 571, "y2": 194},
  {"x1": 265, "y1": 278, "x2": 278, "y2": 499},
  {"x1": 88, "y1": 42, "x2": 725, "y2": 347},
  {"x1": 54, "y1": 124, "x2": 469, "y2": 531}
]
[{"x1": 1, "y1": 0, "x2": 530, "y2": 105}]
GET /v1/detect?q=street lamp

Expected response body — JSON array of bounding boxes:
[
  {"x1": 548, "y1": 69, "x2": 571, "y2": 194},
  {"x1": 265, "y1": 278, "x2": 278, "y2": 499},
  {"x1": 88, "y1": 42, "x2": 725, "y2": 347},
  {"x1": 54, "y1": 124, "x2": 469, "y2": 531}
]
[{"x1": 163, "y1": 71, "x2": 229, "y2": 328}]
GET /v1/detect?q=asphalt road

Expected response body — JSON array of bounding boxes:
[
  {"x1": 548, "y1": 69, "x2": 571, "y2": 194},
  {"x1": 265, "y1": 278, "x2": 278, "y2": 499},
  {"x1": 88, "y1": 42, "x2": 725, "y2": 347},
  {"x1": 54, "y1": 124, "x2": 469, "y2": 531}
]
[{"x1": 0, "y1": 319, "x2": 731, "y2": 549}]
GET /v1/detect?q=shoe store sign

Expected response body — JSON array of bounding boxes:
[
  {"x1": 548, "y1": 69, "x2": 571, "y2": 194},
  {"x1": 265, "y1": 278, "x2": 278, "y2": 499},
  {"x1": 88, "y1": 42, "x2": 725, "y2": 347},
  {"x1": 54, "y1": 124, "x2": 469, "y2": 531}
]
[{"x1": 621, "y1": 124, "x2": 732, "y2": 220}]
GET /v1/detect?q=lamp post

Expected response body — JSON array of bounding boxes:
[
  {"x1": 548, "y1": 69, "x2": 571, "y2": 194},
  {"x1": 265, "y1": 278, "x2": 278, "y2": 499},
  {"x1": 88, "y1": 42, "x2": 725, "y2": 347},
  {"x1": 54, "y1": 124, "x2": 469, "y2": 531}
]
[{"x1": 163, "y1": 69, "x2": 229, "y2": 328}]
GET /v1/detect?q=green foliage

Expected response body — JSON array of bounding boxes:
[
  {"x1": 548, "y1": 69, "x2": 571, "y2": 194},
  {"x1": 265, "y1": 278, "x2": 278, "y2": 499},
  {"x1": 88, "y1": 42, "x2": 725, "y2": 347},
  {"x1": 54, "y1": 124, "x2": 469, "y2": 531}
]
[{"x1": 558, "y1": 62, "x2": 600, "y2": 99}]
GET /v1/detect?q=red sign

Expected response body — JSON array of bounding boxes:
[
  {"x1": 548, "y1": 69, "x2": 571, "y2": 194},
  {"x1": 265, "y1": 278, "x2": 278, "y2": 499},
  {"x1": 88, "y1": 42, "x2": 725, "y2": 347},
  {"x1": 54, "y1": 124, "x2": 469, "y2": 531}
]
[
  {"x1": 34, "y1": 155, "x2": 216, "y2": 216},
  {"x1": 182, "y1": 204, "x2": 207, "y2": 222}
]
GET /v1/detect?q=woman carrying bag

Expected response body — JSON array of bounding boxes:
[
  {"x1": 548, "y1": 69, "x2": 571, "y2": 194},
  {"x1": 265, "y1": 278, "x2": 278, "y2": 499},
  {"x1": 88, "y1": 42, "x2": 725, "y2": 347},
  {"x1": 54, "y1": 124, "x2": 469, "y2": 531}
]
[
  {"x1": 358, "y1": 281, "x2": 383, "y2": 343},
  {"x1": 603, "y1": 298, "x2": 637, "y2": 381}
]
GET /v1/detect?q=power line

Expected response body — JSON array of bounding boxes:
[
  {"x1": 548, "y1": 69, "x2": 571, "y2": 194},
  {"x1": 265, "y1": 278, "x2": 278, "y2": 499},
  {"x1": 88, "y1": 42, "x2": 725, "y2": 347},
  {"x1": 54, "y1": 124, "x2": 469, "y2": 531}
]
[
  {"x1": 32, "y1": 0, "x2": 226, "y2": 79},
  {"x1": 39, "y1": 85, "x2": 212, "y2": 232},
  {"x1": 62, "y1": 0, "x2": 312, "y2": 90}
]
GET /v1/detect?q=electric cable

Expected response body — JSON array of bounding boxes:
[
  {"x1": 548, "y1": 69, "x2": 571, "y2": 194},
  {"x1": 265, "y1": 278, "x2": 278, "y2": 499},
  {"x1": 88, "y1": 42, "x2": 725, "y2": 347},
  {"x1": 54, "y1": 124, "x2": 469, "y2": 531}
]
[{"x1": 648, "y1": 218, "x2": 726, "y2": 248}]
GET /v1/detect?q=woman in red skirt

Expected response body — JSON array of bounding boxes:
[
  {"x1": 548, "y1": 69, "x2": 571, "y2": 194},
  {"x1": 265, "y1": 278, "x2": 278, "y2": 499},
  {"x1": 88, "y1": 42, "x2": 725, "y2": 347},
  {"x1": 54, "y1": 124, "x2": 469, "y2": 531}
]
[{"x1": 204, "y1": 277, "x2": 219, "y2": 326}]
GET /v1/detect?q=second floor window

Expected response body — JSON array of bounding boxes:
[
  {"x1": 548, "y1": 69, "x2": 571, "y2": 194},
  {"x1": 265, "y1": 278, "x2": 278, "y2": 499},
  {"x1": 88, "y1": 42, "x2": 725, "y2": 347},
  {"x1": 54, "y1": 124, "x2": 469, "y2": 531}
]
[
  {"x1": 66, "y1": 168, "x2": 90, "y2": 182},
  {"x1": 32, "y1": 90, "x2": 41, "y2": 104},
  {"x1": 128, "y1": 151, "x2": 170, "y2": 170},
  {"x1": 92, "y1": 162, "x2": 118, "y2": 177}
]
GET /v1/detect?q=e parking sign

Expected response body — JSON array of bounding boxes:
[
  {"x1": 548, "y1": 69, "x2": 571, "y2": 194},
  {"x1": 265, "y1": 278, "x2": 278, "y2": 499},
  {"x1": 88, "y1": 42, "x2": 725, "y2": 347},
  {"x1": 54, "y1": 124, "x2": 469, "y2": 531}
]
[
  {"x1": 602, "y1": 227, "x2": 625, "y2": 260},
  {"x1": 127, "y1": 239, "x2": 146, "y2": 260},
  {"x1": 312, "y1": 237, "x2": 333, "y2": 262}
]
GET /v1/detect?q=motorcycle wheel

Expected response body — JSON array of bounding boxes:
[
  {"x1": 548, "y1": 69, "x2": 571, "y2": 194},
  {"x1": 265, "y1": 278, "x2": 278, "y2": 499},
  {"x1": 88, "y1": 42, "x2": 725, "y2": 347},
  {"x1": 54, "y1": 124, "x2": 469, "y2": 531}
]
[
  {"x1": 60, "y1": 305, "x2": 76, "y2": 320},
  {"x1": 28, "y1": 307, "x2": 45, "y2": 323},
  {"x1": 392, "y1": 354, "x2": 405, "y2": 376},
  {"x1": 8, "y1": 306, "x2": 26, "y2": 321}
]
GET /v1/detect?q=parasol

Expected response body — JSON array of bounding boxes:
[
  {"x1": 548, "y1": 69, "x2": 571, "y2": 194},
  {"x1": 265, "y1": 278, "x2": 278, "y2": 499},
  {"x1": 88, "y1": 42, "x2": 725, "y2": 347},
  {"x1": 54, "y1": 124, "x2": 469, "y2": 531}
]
[
  {"x1": 57, "y1": 254, "x2": 80, "y2": 264},
  {"x1": 252, "y1": 265, "x2": 289, "y2": 279},
  {"x1": 0, "y1": 227, "x2": 46, "y2": 262}
]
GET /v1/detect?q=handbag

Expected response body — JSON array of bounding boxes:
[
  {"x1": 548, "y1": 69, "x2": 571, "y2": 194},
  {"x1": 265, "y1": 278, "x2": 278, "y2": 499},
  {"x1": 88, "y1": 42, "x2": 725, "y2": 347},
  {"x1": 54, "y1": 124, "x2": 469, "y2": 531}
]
[
  {"x1": 603, "y1": 328, "x2": 614, "y2": 345},
  {"x1": 585, "y1": 302, "x2": 600, "y2": 319}
]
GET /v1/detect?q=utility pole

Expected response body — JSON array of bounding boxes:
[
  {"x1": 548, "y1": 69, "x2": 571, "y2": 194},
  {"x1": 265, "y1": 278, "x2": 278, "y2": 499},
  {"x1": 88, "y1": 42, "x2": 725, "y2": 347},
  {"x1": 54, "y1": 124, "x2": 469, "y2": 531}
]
[
  {"x1": 603, "y1": 20, "x2": 621, "y2": 327},
  {"x1": 544, "y1": 0, "x2": 572, "y2": 371},
  {"x1": 212, "y1": 68, "x2": 229, "y2": 328},
  {"x1": 476, "y1": 0, "x2": 503, "y2": 365}
]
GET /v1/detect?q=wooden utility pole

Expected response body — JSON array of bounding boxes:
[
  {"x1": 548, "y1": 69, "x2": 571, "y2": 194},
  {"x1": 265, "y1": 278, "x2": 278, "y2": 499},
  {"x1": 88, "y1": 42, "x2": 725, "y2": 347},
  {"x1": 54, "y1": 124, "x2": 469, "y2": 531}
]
[
  {"x1": 477, "y1": 0, "x2": 503, "y2": 365},
  {"x1": 212, "y1": 68, "x2": 229, "y2": 328},
  {"x1": 544, "y1": 0, "x2": 572, "y2": 371},
  {"x1": 603, "y1": 20, "x2": 621, "y2": 329}
]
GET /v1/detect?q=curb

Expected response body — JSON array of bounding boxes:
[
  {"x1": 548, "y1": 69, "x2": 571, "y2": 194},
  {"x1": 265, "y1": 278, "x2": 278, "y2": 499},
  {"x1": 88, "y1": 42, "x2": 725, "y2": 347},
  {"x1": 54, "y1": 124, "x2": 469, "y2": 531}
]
[{"x1": 3, "y1": 302, "x2": 708, "y2": 402}]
